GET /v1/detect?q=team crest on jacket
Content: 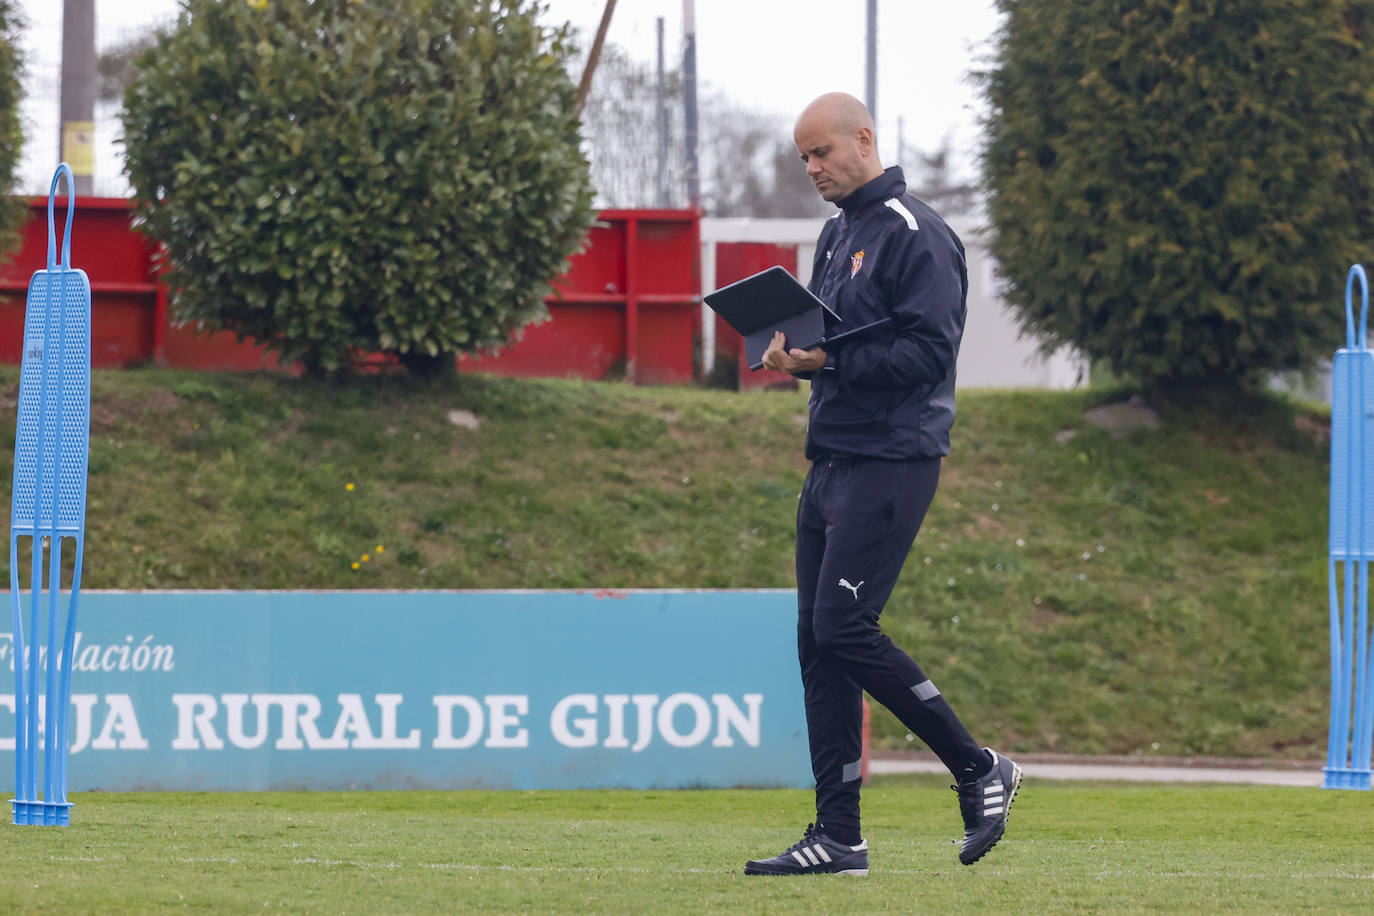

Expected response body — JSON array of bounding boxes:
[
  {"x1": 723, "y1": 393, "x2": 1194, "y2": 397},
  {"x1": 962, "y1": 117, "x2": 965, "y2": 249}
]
[{"x1": 850, "y1": 249, "x2": 865, "y2": 278}]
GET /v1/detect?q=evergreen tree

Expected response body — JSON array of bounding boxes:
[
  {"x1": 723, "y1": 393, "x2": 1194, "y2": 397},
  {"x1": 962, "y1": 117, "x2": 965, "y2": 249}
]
[
  {"x1": 981, "y1": 1, "x2": 1374, "y2": 388},
  {"x1": 121, "y1": 0, "x2": 594, "y2": 377},
  {"x1": 0, "y1": 0, "x2": 25, "y2": 267}
]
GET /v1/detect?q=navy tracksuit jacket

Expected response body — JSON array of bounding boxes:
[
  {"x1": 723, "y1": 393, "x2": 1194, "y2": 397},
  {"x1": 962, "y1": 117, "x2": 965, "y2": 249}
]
[{"x1": 793, "y1": 166, "x2": 984, "y2": 832}]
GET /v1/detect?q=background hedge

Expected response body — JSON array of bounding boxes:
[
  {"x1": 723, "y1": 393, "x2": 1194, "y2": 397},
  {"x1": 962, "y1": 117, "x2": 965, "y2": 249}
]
[{"x1": 981, "y1": 1, "x2": 1374, "y2": 388}]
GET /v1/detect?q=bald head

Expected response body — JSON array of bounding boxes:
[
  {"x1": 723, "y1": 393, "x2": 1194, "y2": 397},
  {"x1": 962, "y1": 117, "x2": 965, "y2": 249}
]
[
  {"x1": 794, "y1": 92, "x2": 884, "y2": 203},
  {"x1": 795, "y1": 92, "x2": 875, "y2": 139}
]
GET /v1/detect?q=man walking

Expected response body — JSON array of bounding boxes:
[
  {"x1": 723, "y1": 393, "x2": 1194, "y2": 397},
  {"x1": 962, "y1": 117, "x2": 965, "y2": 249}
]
[{"x1": 744, "y1": 92, "x2": 1020, "y2": 877}]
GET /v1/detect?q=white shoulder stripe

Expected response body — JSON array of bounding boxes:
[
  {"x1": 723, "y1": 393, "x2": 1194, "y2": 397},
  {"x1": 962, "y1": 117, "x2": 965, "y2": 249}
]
[{"x1": 884, "y1": 198, "x2": 919, "y2": 231}]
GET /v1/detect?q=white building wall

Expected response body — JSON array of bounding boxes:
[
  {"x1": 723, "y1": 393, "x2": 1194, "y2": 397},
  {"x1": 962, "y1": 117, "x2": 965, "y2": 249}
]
[{"x1": 701, "y1": 217, "x2": 1088, "y2": 390}]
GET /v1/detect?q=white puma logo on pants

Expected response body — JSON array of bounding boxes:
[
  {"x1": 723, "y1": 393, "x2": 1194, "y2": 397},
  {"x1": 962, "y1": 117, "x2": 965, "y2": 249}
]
[{"x1": 838, "y1": 578, "x2": 864, "y2": 600}]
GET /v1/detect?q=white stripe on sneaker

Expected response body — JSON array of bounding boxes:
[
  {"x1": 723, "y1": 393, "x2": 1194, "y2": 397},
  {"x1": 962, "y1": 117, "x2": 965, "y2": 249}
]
[
  {"x1": 984, "y1": 805, "x2": 1004, "y2": 815},
  {"x1": 801, "y1": 847, "x2": 820, "y2": 866},
  {"x1": 984, "y1": 783, "x2": 1003, "y2": 794},
  {"x1": 813, "y1": 844, "x2": 832, "y2": 863},
  {"x1": 791, "y1": 851, "x2": 809, "y2": 867}
]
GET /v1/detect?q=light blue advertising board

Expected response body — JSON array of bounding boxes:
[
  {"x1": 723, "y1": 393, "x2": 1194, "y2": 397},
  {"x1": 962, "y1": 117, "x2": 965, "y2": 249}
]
[{"x1": 0, "y1": 590, "x2": 811, "y2": 791}]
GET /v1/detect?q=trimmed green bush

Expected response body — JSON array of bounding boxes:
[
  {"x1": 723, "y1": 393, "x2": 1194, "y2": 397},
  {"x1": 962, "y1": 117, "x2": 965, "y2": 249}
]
[
  {"x1": 0, "y1": 0, "x2": 25, "y2": 266},
  {"x1": 981, "y1": 1, "x2": 1374, "y2": 388},
  {"x1": 121, "y1": 0, "x2": 594, "y2": 376}
]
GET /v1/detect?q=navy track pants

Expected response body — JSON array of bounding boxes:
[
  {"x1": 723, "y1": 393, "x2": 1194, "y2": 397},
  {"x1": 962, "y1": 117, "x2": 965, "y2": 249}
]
[{"x1": 796, "y1": 455, "x2": 984, "y2": 832}]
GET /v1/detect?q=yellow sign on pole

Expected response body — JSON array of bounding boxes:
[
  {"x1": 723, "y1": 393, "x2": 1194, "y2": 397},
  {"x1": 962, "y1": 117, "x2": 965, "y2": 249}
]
[{"x1": 61, "y1": 121, "x2": 95, "y2": 177}]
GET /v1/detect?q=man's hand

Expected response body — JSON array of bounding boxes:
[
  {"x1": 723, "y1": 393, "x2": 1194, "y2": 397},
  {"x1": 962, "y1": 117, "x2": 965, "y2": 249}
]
[{"x1": 761, "y1": 331, "x2": 827, "y2": 374}]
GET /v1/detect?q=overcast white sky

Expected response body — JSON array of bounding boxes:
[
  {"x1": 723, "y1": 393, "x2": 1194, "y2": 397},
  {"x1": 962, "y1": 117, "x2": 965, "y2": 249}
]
[{"x1": 15, "y1": 0, "x2": 1002, "y2": 196}]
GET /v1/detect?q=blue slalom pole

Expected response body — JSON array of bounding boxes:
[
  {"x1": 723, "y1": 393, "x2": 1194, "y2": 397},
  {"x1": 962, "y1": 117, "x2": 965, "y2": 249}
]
[
  {"x1": 1353, "y1": 302, "x2": 1369, "y2": 781},
  {"x1": 54, "y1": 539, "x2": 85, "y2": 804},
  {"x1": 1328, "y1": 557, "x2": 1344, "y2": 772},
  {"x1": 1356, "y1": 267, "x2": 1374, "y2": 788},
  {"x1": 1339, "y1": 294, "x2": 1359, "y2": 772},
  {"x1": 25, "y1": 274, "x2": 53, "y2": 804},
  {"x1": 1326, "y1": 264, "x2": 1374, "y2": 789},
  {"x1": 27, "y1": 173, "x2": 62, "y2": 816},
  {"x1": 8, "y1": 163, "x2": 91, "y2": 824},
  {"x1": 1341, "y1": 558, "x2": 1355, "y2": 768},
  {"x1": 9, "y1": 536, "x2": 26, "y2": 810},
  {"x1": 40, "y1": 199, "x2": 72, "y2": 818},
  {"x1": 1357, "y1": 558, "x2": 1373, "y2": 781},
  {"x1": 1327, "y1": 267, "x2": 1357, "y2": 786},
  {"x1": 1357, "y1": 268, "x2": 1374, "y2": 783}
]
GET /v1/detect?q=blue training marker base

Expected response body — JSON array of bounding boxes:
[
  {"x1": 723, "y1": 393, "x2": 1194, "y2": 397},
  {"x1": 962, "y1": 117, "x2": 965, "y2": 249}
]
[
  {"x1": 8, "y1": 163, "x2": 92, "y2": 825},
  {"x1": 10, "y1": 800, "x2": 73, "y2": 826},
  {"x1": 1322, "y1": 768, "x2": 1372, "y2": 791}
]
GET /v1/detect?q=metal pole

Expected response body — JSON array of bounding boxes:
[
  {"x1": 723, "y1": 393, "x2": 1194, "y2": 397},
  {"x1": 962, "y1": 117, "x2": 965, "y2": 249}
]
[
  {"x1": 656, "y1": 17, "x2": 668, "y2": 208},
  {"x1": 60, "y1": 0, "x2": 96, "y2": 195},
  {"x1": 682, "y1": 0, "x2": 700, "y2": 210},
  {"x1": 865, "y1": 0, "x2": 877, "y2": 122}
]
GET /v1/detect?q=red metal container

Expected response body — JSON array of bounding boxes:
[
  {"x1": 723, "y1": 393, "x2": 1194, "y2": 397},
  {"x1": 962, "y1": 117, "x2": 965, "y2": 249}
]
[
  {"x1": 711, "y1": 240, "x2": 799, "y2": 389},
  {"x1": 0, "y1": 200, "x2": 701, "y2": 384},
  {"x1": 0, "y1": 197, "x2": 158, "y2": 368},
  {"x1": 461, "y1": 210, "x2": 700, "y2": 385}
]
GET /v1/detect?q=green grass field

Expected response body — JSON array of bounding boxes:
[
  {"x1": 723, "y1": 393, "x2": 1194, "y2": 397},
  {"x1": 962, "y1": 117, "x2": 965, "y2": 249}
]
[{"x1": 1, "y1": 775, "x2": 1370, "y2": 913}]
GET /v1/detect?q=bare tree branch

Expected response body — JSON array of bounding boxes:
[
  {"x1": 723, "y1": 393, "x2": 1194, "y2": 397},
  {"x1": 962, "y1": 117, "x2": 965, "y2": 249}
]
[{"x1": 573, "y1": 0, "x2": 617, "y2": 119}]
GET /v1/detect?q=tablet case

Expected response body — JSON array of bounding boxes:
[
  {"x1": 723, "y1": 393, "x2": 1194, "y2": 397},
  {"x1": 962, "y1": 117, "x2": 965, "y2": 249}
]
[{"x1": 704, "y1": 266, "x2": 892, "y2": 370}]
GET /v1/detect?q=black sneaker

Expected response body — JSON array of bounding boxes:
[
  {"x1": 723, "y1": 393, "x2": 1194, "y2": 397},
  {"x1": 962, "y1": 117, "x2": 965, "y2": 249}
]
[
  {"x1": 954, "y1": 747, "x2": 1022, "y2": 865},
  {"x1": 743, "y1": 824, "x2": 869, "y2": 876}
]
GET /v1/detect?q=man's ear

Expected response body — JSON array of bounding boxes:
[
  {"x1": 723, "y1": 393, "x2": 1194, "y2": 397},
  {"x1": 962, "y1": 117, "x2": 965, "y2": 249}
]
[{"x1": 855, "y1": 126, "x2": 875, "y2": 156}]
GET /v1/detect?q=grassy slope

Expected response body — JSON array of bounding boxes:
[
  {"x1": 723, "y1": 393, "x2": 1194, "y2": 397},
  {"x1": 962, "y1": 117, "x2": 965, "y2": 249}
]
[
  {"x1": 0, "y1": 368, "x2": 1333, "y2": 758},
  {"x1": 0, "y1": 778, "x2": 1371, "y2": 913}
]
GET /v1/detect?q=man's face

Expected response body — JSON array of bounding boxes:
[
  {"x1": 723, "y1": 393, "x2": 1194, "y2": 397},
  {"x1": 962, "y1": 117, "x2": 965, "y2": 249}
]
[{"x1": 794, "y1": 119, "x2": 870, "y2": 203}]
